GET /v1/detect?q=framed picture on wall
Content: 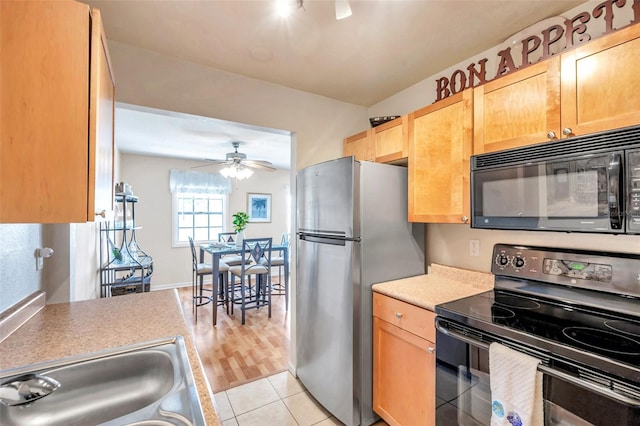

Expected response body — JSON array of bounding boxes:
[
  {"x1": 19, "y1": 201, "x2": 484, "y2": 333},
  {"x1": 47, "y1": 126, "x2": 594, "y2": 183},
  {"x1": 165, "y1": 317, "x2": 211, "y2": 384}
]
[{"x1": 247, "y1": 193, "x2": 271, "y2": 223}]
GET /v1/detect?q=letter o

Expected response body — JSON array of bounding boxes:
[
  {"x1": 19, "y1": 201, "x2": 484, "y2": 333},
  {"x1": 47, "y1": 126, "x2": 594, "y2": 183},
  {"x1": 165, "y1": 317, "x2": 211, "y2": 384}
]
[{"x1": 451, "y1": 69, "x2": 467, "y2": 94}]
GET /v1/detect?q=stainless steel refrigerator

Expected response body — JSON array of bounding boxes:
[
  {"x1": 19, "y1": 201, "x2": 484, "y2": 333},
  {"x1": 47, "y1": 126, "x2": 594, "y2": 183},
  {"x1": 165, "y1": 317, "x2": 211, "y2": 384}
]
[{"x1": 296, "y1": 156, "x2": 425, "y2": 426}]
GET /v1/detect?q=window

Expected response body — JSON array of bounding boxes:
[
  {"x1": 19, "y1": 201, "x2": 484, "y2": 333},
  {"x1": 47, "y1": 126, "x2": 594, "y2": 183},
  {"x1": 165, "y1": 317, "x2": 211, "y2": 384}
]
[
  {"x1": 169, "y1": 169, "x2": 231, "y2": 246},
  {"x1": 173, "y1": 193, "x2": 227, "y2": 245}
]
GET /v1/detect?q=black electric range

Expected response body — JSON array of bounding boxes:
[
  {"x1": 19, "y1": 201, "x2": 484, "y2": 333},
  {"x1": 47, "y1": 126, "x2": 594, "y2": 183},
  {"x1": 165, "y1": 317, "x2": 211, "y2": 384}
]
[{"x1": 436, "y1": 244, "x2": 640, "y2": 385}]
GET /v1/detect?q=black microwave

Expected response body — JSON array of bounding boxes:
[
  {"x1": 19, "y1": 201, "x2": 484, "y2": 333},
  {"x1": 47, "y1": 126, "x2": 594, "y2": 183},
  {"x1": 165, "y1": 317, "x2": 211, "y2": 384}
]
[{"x1": 470, "y1": 125, "x2": 640, "y2": 234}]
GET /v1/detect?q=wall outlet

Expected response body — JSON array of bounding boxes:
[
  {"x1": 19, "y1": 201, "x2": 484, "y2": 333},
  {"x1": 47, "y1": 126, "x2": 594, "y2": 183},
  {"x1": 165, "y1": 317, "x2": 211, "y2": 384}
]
[{"x1": 469, "y1": 239, "x2": 480, "y2": 257}]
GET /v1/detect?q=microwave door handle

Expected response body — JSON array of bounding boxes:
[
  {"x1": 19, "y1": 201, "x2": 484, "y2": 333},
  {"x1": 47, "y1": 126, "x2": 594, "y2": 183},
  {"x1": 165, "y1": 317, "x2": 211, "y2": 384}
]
[{"x1": 608, "y1": 153, "x2": 623, "y2": 230}]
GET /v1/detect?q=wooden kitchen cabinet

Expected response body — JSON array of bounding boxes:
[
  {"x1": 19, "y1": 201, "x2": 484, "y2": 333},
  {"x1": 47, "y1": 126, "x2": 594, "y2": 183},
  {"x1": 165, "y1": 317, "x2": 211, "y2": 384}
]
[
  {"x1": 373, "y1": 292, "x2": 436, "y2": 426},
  {"x1": 374, "y1": 115, "x2": 409, "y2": 164},
  {"x1": 474, "y1": 23, "x2": 640, "y2": 155},
  {"x1": 408, "y1": 89, "x2": 473, "y2": 223},
  {"x1": 0, "y1": 0, "x2": 114, "y2": 223},
  {"x1": 561, "y1": 23, "x2": 640, "y2": 137},
  {"x1": 343, "y1": 129, "x2": 374, "y2": 162},
  {"x1": 343, "y1": 116, "x2": 408, "y2": 164},
  {"x1": 473, "y1": 57, "x2": 561, "y2": 154}
]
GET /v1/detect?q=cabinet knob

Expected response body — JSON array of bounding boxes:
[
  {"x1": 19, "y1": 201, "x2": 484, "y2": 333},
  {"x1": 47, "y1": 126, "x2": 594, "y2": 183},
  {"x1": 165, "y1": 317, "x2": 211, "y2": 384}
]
[
  {"x1": 461, "y1": 216, "x2": 468, "y2": 223},
  {"x1": 563, "y1": 127, "x2": 573, "y2": 136},
  {"x1": 428, "y1": 347, "x2": 435, "y2": 353},
  {"x1": 95, "y1": 210, "x2": 106, "y2": 218},
  {"x1": 547, "y1": 131, "x2": 557, "y2": 140},
  {"x1": 395, "y1": 312, "x2": 403, "y2": 319}
]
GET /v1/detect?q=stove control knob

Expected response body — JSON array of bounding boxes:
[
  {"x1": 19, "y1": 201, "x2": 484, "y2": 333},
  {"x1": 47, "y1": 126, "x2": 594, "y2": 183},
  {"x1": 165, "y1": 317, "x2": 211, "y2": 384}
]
[
  {"x1": 496, "y1": 254, "x2": 510, "y2": 266},
  {"x1": 513, "y1": 256, "x2": 526, "y2": 269}
]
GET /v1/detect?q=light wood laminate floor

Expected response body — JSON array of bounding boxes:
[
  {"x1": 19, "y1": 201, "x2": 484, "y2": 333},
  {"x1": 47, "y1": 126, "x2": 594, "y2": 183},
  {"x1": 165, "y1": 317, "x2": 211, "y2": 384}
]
[{"x1": 177, "y1": 280, "x2": 290, "y2": 393}]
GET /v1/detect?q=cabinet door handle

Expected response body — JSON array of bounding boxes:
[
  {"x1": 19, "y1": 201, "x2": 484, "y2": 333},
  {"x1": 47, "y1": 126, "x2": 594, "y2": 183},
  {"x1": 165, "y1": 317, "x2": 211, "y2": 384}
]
[
  {"x1": 563, "y1": 127, "x2": 573, "y2": 136},
  {"x1": 395, "y1": 312, "x2": 403, "y2": 319},
  {"x1": 428, "y1": 347, "x2": 435, "y2": 353},
  {"x1": 95, "y1": 210, "x2": 106, "y2": 218},
  {"x1": 547, "y1": 131, "x2": 557, "y2": 140},
  {"x1": 461, "y1": 216, "x2": 468, "y2": 223}
]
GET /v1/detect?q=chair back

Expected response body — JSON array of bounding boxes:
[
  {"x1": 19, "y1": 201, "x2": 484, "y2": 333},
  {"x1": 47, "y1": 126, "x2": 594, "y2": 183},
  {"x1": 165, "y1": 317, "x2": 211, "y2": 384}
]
[
  {"x1": 280, "y1": 232, "x2": 290, "y2": 247},
  {"x1": 188, "y1": 236, "x2": 197, "y2": 270},
  {"x1": 218, "y1": 232, "x2": 236, "y2": 244},
  {"x1": 241, "y1": 237, "x2": 272, "y2": 272}
]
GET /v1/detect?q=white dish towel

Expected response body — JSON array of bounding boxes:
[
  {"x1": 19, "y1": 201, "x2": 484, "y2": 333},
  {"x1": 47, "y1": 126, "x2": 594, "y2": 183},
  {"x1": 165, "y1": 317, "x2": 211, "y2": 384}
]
[{"x1": 489, "y1": 342, "x2": 544, "y2": 426}]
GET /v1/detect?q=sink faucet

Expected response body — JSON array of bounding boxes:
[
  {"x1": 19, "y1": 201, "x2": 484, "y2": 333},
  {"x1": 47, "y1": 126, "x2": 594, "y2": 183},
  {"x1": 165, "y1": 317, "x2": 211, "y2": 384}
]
[{"x1": 0, "y1": 373, "x2": 60, "y2": 406}]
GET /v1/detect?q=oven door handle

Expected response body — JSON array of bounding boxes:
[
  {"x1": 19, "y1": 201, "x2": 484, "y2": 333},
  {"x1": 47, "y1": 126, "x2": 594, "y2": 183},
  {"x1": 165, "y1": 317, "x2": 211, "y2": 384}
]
[{"x1": 435, "y1": 318, "x2": 640, "y2": 407}]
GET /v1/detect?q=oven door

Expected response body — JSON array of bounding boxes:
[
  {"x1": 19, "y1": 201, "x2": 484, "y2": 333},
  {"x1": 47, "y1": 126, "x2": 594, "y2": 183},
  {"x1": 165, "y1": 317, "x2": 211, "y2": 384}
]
[
  {"x1": 471, "y1": 151, "x2": 623, "y2": 233},
  {"x1": 435, "y1": 320, "x2": 640, "y2": 425}
]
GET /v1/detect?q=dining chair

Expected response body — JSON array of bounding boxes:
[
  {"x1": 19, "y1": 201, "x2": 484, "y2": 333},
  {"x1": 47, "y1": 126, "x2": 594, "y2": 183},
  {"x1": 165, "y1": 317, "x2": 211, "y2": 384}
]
[
  {"x1": 217, "y1": 232, "x2": 244, "y2": 266},
  {"x1": 260, "y1": 232, "x2": 290, "y2": 310},
  {"x1": 228, "y1": 237, "x2": 272, "y2": 325},
  {"x1": 189, "y1": 237, "x2": 229, "y2": 322}
]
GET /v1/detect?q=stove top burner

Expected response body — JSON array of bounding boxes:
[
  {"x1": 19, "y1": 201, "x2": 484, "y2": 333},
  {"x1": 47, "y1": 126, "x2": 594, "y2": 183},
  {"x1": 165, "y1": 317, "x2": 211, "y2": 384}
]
[
  {"x1": 494, "y1": 294, "x2": 541, "y2": 310},
  {"x1": 470, "y1": 305, "x2": 515, "y2": 320},
  {"x1": 562, "y1": 327, "x2": 640, "y2": 355},
  {"x1": 604, "y1": 320, "x2": 640, "y2": 338},
  {"x1": 437, "y1": 287, "x2": 640, "y2": 376}
]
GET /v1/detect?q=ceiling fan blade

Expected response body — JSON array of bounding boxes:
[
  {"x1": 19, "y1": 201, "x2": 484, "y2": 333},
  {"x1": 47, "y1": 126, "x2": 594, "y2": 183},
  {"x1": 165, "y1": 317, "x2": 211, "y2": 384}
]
[
  {"x1": 335, "y1": 0, "x2": 352, "y2": 20},
  {"x1": 243, "y1": 159, "x2": 273, "y2": 166},
  {"x1": 244, "y1": 162, "x2": 276, "y2": 171},
  {"x1": 190, "y1": 159, "x2": 230, "y2": 169}
]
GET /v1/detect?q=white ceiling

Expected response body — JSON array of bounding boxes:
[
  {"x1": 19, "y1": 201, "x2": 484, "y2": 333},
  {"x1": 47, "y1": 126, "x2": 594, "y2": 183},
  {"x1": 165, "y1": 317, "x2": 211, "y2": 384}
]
[
  {"x1": 87, "y1": 0, "x2": 586, "y2": 168},
  {"x1": 115, "y1": 103, "x2": 292, "y2": 170}
]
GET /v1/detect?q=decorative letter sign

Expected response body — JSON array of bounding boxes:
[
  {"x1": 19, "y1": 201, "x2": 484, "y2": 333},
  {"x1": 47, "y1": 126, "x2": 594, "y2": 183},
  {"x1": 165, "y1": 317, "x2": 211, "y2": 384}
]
[{"x1": 434, "y1": 0, "x2": 638, "y2": 101}]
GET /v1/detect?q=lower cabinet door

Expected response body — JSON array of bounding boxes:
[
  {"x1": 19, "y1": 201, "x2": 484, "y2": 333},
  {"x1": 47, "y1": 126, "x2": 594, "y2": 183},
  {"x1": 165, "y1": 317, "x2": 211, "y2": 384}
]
[{"x1": 373, "y1": 316, "x2": 436, "y2": 426}]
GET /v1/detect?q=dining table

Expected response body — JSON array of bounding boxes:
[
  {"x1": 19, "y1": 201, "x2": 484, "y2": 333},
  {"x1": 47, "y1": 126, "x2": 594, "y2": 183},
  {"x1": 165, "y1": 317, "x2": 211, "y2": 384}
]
[{"x1": 199, "y1": 241, "x2": 289, "y2": 325}]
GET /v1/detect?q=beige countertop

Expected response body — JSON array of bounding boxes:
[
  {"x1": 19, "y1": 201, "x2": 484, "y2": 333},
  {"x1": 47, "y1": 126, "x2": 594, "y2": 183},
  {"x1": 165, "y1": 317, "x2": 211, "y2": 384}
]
[
  {"x1": 372, "y1": 263, "x2": 494, "y2": 311},
  {"x1": 0, "y1": 289, "x2": 221, "y2": 425}
]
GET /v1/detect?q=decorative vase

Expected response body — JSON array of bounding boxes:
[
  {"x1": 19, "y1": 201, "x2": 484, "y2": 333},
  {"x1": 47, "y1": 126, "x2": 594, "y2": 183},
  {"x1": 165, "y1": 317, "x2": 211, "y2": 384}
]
[{"x1": 235, "y1": 231, "x2": 245, "y2": 247}]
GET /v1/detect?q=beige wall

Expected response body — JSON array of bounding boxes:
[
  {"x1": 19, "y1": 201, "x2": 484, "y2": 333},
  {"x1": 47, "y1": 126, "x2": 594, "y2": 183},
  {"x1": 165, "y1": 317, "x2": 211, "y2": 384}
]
[
  {"x1": 108, "y1": 41, "x2": 367, "y2": 171},
  {"x1": 120, "y1": 153, "x2": 290, "y2": 288},
  {"x1": 425, "y1": 226, "x2": 639, "y2": 273}
]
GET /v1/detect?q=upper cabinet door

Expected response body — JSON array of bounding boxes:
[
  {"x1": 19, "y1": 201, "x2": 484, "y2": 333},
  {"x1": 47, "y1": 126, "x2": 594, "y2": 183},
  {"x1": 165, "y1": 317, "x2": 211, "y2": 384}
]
[
  {"x1": 343, "y1": 129, "x2": 374, "y2": 162},
  {"x1": 561, "y1": 23, "x2": 640, "y2": 136},
  {"x1": 0, "y1": 1, "x2": 114, "y2": 223},
  {"x1": 473, "y1": 57, "x2": 561, "y2": 154},
  {"x1": 89, "y1": 8, "x2": 115, "y2": 221},
  {"x1": 1, "y1": 1, "x2": 89, "y2": 223},
  {"x1": 408, "y1": 90, "x2": 473, "y2": 223},
  {"x1": 374, "y1": 116, "x2": 408, "y2": 164}
]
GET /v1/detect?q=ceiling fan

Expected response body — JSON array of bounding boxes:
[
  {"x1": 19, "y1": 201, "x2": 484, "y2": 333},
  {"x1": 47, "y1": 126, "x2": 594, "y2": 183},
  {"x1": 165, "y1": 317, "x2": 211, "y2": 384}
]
[{"x1": 193, "y1": 141, "x2": 276, "y2": 172}]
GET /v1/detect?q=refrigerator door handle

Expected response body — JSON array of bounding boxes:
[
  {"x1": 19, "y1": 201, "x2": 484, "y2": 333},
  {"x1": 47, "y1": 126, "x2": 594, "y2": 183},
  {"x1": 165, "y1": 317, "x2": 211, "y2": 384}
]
[{"x1": 298, "y1": 232, "x2": 360, "y2": 245}]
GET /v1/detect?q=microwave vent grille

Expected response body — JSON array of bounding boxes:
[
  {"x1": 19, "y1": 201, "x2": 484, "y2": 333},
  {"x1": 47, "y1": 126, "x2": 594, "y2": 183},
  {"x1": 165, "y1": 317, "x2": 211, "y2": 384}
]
[{"x1": 472, "y1": 124, "x2": 640, "y2": 170}]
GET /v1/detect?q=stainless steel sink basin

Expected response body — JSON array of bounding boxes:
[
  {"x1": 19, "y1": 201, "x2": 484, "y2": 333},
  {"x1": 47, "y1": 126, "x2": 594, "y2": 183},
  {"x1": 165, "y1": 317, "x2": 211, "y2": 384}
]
[{"x1": 0, "y1": 336, "x2": 205, "y2": 426}]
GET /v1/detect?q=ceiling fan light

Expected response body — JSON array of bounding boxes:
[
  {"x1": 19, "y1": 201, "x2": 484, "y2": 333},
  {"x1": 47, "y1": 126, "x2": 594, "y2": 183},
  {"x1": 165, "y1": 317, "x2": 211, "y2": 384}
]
[
  {"x1": 236, "y1": 167, "x2": 254, "y2": 180},
  {"x1": 219, "y1": 165, "x2": 254, "y2": 180},
  {"x1": 335, "y1": 0, "x2": 352, "y2": 20},
  {"x1": 219, "y1": 166, "x2": 235, "y2": 179}
]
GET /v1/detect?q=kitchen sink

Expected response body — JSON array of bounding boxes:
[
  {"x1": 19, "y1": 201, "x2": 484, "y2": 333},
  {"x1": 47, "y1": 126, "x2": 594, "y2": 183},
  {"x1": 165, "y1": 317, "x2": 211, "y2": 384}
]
[{"x1": 0, "y1": 336, "x2": 205, "y2": 426}]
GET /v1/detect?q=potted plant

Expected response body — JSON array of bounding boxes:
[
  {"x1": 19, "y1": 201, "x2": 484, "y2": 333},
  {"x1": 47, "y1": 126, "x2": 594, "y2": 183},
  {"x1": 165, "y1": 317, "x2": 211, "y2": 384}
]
[{"x1": 232, "y1": 211, "x2": 250, "y2": 246}]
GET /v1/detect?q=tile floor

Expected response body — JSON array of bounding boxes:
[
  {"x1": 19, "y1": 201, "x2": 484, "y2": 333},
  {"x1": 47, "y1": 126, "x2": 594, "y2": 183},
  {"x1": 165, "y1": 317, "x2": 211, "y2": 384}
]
[{"x1": 213, "y1": 370, "x2": 343, "y2": 426}]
